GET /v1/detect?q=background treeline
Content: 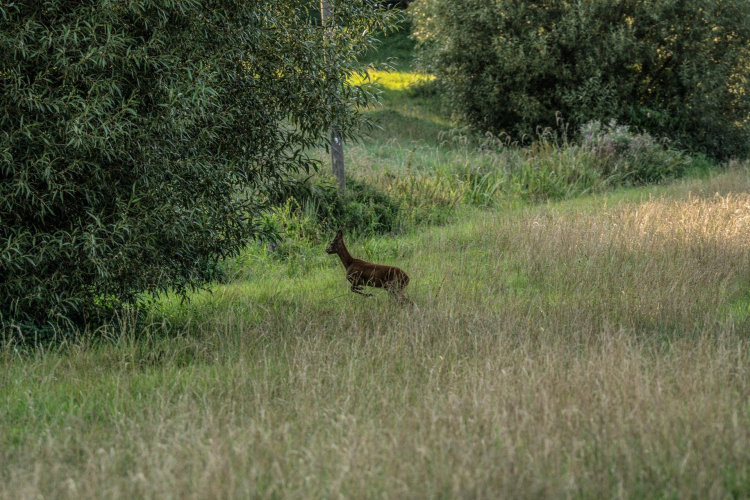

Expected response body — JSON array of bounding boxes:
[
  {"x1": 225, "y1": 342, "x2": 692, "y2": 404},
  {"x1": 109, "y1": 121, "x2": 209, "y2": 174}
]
[{"x1": 411, "y1": 0, "x2": 750, "y2": 159}]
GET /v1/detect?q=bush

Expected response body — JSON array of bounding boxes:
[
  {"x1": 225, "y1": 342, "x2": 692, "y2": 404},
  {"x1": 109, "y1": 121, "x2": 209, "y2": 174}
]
[
  {"x1": 0, "y1": 0, "x2": 394, "y2": 331},
  {"x1": 262, "y1": 175, "x2": 402, "y2": 255},
  {"x1": 580, "y1": 120, "x2": 689, "y2": 185},
  {"x1": 411, "y1": 0, "x2": 750, "y2": 159},
  {"x1": 492, "y1": 122, "x2": 689, "y2": 201},
  {"x1": 415, "y1": 123, "x2": 690, "y2": 204}
]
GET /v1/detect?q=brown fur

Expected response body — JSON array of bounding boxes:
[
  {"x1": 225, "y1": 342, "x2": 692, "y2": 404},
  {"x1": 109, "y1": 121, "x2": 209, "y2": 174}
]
[{"x1": 326, "y1": 229, "x2": 411, "y2": 304}]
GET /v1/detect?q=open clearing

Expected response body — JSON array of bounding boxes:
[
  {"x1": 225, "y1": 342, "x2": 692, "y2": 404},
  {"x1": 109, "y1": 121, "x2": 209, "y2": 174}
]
[{"x1": 3, "y1": 169, "x2": 750, "y2": 499}]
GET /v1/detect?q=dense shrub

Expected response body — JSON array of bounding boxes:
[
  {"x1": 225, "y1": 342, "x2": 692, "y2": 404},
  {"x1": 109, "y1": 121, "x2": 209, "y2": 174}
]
[
  {"x1": 260, "y1": 175, "x2": 401, "y2": 258},
  {"x1": 411, "y1": 0, "x2": 750, "y2": 159},
  {"x1": 580, "y1": 120, "x2": 689, "y2": 185},
  {"x1": 269, "y1": 176, "x2": 401, "y2": 235},
  {"x1": 0, "y1": 0, "x2": 394, "y2": 330},
  {"x1": 507, "y1": 122, "x2": 690, "y2": 201},
  {"x1": 413, "y1": 123, "x2": 691, "y2": 205}
]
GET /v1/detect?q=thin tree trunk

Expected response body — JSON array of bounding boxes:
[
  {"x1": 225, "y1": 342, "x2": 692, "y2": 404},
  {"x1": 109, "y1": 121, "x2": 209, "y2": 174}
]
[{"x1": 321, "y1": 0, "x2": 346, "y2": 195}]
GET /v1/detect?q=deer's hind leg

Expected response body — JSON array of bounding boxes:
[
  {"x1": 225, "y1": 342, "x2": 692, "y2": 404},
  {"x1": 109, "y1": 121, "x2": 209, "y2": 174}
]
[
  {"x1": 387, "y1": 281, "x2": 412, "y2": 306},
  {"x1": 393, "y1": 290, "x2": 413, "y2": 305}
]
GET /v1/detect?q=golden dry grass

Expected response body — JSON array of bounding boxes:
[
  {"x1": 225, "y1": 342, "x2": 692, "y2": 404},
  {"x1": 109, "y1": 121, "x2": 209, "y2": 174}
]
[{"x1": 3, "y1": 170, "x2": 750, "y2": 499}]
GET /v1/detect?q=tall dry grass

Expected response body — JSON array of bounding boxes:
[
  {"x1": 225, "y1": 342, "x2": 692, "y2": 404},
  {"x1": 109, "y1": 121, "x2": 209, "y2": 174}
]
[{"x1": 3, "y1": 171, "x2": 750, "y2": 499}]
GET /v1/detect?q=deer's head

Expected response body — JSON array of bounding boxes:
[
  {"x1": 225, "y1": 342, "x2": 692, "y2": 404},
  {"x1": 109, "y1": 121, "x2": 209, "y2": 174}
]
[{"x1": 326, "y1": 229, "x2": 343, "y2": 254}]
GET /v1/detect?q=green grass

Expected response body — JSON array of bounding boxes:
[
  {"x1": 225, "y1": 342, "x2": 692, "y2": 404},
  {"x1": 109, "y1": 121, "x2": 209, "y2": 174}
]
[
  {"x1": 3, "y1": 21, "x2": 750, "y2": 500},
  {"x1": 4, "y1": 170, "x2": 750, "y2": 498}
]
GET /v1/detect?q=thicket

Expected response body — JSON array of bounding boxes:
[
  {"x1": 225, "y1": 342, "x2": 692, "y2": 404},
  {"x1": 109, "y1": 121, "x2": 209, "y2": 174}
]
[
  {"x1": 262, "y1": 176, "x2": 401, "y2": 257},
  {"x1": 411, "y1": 0, "x2": 750, "y2": 159},
  {"x1": 0, "y1": 0, "x2": 394, "y2": 331}
]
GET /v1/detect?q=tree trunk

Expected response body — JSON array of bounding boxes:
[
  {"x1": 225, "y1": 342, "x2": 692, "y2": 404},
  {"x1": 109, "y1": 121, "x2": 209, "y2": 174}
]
[{"x1": 321, "y1": 0, "x2": 346, "y2": 195}]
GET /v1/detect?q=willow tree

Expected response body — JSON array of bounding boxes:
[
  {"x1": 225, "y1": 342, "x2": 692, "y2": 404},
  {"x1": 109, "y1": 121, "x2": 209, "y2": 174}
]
[{"x1": 0, "y1": 0, "x2": 394, "y2": 331}]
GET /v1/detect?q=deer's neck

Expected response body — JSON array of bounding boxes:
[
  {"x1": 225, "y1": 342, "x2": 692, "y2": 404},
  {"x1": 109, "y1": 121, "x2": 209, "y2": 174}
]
[{"x1": 336, "y1": 242, "x2": 354, "y2": 268}]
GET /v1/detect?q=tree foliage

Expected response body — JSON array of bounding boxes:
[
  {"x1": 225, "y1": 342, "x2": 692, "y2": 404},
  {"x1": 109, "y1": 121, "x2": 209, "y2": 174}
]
[
  {"x1": 411, "y1": 0, "x2": 750, "y2": 159},
  {"x1": 0, "y1": 0, "x2": 394, "y2": 330}
]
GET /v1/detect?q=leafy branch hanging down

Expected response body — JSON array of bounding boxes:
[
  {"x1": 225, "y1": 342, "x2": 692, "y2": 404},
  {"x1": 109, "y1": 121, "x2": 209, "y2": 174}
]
[{"x1": 0, "y1": 0, "x2": 397, "y2": 332}]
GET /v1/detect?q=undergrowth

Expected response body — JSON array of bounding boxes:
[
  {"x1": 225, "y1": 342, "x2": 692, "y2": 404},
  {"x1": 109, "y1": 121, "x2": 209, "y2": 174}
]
[{"x1": 267, "y1": 119, "x2": 699, "y2": 253}]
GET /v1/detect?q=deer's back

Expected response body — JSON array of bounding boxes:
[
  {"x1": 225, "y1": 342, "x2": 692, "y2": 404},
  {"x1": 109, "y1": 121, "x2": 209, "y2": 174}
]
[{"x1": 346, "y1": 259, "x2": 409, "y2": 289}]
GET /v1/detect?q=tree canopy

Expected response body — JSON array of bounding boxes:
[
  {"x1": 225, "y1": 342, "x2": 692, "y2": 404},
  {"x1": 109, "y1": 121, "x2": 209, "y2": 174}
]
[
  {"x1": 411, "y1": 0, "x2": 750, "y2": 159},
  {"x1": 0, "y1": 0, "x2": 394, "y2": 330}
]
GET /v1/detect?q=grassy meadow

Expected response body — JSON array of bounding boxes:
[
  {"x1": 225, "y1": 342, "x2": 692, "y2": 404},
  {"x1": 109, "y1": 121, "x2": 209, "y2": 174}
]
[{"x1": 3, "y1": 23, "x2": 750, "y2": 499}]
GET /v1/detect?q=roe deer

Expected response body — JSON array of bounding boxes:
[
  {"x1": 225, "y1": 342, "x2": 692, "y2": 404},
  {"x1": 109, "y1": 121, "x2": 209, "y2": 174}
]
[{"x1": 326, "y1": 229, "x2": 411, "y2": 304}]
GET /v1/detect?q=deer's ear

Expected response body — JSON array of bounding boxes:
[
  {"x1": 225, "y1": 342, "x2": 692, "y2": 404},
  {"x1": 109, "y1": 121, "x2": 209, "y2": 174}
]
[{"x1": 336, "y1": 229, "x2": 343, "y2": 238}]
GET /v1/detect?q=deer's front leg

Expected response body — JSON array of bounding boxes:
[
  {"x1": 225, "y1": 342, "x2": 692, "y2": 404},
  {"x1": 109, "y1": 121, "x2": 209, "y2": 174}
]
[
  {"x1": 351, "y1": 284, "x2": 373, "y2": 297},
  {"x1": 348, "y1": 273, "x2": 373, "y2": 297}
]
